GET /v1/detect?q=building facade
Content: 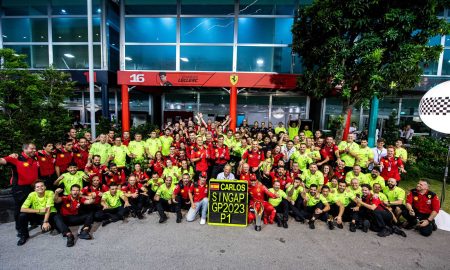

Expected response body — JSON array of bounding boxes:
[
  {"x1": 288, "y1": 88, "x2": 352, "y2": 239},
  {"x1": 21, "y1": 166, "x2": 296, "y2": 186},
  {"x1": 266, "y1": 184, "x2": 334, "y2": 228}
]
[{"x1": 0, "y1": 0, "x2": 449, "y2": 134}]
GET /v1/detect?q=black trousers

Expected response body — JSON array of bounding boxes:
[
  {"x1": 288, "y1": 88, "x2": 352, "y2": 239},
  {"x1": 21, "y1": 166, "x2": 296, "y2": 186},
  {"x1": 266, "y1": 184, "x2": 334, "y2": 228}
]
[
  {"x1": 402, "y1": 209, "x2": 434, "y2": 237},
  {"x1": 156, "y1": 198, "x2": 175, "y2": 218},
  {"x1": 274, "y1": 199, "x2": 289, "y2": 220},
  {"x1": 128, "y1": 194, "x2": 145, "y2": 214},
  {"x1": 12, "y1": 185, "x2": 33, "y2": 231},
  {"x1": 53, "y1": 212, "x2": 94, "y2": 235},
  {"x1": 101, "y1": 206, "x2": 128, "y2": 222},
  {"x1": 288, "y1": 197, "x2": 304, "y2": 219},
  {"x1": 343, "y1": 202, "x2": 359, "y2": 222},
  {"x1": 17, "y1": 212, "x2": 55, "y2": 238},
  {"x1": 299, "y1": 202, "x2": 328, "y2": 221},
  {"x1": 359, "y1": 208, "x2": 393, "y2": 232}
]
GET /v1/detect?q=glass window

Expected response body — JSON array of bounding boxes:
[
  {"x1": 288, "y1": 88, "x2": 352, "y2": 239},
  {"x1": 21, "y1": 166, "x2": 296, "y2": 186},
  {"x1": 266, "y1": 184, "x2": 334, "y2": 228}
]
[
  {"x1": 125, "y1": 0, "x2": 177, "y2": 15},
  {"x1": 378, "y1": 98, "x2": 399, "y2": 117},
  {"x1": 237, "y1": 46, "x2": 292, "y2": 73},
  {"x1": 3, "y1": 45, "x2": 49, "y2": 68},
  {"x1": 238, "y1": 18, "x2": 293, "y2": 44},
  {"x1": 293, "y1": 54, "x2": 304, "y2": 74},
  {"x1": 164, "y1": 92, "x2": 198, "y2": 111},
  {"x1": 125, "y1": 45, "x2": 176, "y2": 70},
  {"x1": 428, "y1": 35, "x2": 441, "y2": 46},
  {"x1": 198, "y1": 92, "x2": 230, "y2": 115},
  {"x1": 445, "y1": 35, "x2": 450, "y2": 47},
  {"x1": 53, "y1": 17, "x2": 101, "y2": 42},
  {"x1": 400, "y1": 98, "x2": 420, "y2": 116},
  {"x1": 237, "y1": 94, "x2": 270, "y2": 124},
  {"x1": 51, "y1": 0, "x2": 101, "y2": 15},
  {"x1": 125, "y1": 18, "x2": 176, "y2": 43},
  {"x1": 180, "y1": 46, "x2": 233, "y2": 71},
  {"x1": 181, "y1": 0, "x2": 234, "y2": 15},
  {"x1": 180, "y1": 18, "x2": 234, "y2": 43},
  {"x1": 442, "y1": 49, "x2": 450, "y2": 75},
  {"x1": 53, "y1": 45, "x2": 101, "y2": 69},
  {"x1": 2, "y1": 19, "x2": 48, "y2": 42},
  {"x1": 1, "y1": 0, "x2": 47, "y2": 16},
  {"x1": 129, "y1": 91, "x2": 149, "y2": 112},
  {"x1": 272, "y1": 95, "x2": 307, "y2": 122},
  {"x1": 239, "y1": 0, "x2": 296, "y2": 15},
  {"x1": 420, "y1": 61, "x2": 438, "y2": 75}
]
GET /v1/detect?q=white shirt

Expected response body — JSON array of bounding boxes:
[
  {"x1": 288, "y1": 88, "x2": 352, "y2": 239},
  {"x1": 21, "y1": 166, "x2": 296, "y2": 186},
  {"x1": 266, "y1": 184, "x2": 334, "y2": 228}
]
[
  {"x1": 405, "y1": 129, "x2": 414, "y2": 140},
  {"x1": 281, "y1": 146, "x2": 296, "y2": 161},
  {"x1": 217, "y1": 172, "x2": 235, "y2": 180},
  {"x1": 370, "y1": 147, "x2": 387, "y2": 170}
]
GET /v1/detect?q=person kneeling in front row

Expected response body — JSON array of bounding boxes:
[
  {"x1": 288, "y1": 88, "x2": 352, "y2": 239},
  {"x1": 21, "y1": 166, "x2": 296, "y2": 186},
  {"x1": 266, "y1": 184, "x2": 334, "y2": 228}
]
[
  {"x1": 186, "y1": 172, "x2": 209, "y2": 224},
  {"x1": 100, "y1": 182, "x2": 130, "y2": 227}
]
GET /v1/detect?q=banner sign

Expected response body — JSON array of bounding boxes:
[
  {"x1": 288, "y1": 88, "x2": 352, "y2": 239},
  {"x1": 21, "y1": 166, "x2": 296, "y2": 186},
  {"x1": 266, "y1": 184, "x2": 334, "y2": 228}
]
[
  {"x1": 208, "y1": 179, "x2": 248, "y2": 227},
  {"x1": 118, "y1": 71, "x2": 299, "y2": 89}
]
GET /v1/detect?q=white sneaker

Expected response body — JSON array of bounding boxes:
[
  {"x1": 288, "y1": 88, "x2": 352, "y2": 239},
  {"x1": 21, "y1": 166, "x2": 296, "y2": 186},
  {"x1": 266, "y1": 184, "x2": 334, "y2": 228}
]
[{"x1": 200, "y1": 218, "x2": 206, "y2": 225}]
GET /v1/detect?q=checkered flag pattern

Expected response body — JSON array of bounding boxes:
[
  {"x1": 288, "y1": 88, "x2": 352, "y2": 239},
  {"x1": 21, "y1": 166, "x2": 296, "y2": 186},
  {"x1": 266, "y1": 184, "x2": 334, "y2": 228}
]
[{"x1": 419, "y1": 96, "x2": 450, "y2": 116}]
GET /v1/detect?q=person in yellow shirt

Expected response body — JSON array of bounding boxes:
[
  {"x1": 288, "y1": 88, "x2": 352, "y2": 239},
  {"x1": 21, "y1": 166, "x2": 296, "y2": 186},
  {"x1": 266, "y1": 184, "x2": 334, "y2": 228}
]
[
  {"x1": 299, "y1": 184, "x2": 330, "y2": 229},
  {"x1": 395, "y1": 139, "x2": 408, "y2": 162},
  {"x1": 345, "y1": 165, "x2": 365, "y2": 184},
  {"x1": 128, "y1": 133, "x2": 147, "y2": 162},
  {"x1": 268, "y1": 181, "x2": 290, "y2": 228},
  {"x1": 356, "y1": 139, "x2": 374, "y2": 173},
  {"x1": 100, "y1": 182, "x2": 130, "y2": 226},
  {"x1": 363, "y1": 168, "x2": 385, "y2": 189},
  {"x1": 159, "y1": 129, "x2": 174, "y2": 156},
  {"x1": 302, "y1": 125, "x2": 314, "y2": 139},
  {"x1": 109, "y1": 137, "x2": 131, "y2": 169},
  {"x1": 288, "y1": 115, "x2": 301, "y2": 140},
  {"x1": 146, "y1": 130, "x2": 162, "y2": 159},
  {"x1": 17, "y1": 180, "x2": 56, "y2": 246},
  {"x1": 162, "y1": 159, "x2": 180, "y2": 181},
  {"x1": 285, "y1": 178, "x2": 306, "y2": 222},
  {"x1": 382, "y1": 178, "x2": 406, "y2": 218},
  {"x1": 275, "y1": 122, "x2": 287, "y2": 135},
  {"x1": 338, "y1": 134, "x2": 360, "y2": 172}
]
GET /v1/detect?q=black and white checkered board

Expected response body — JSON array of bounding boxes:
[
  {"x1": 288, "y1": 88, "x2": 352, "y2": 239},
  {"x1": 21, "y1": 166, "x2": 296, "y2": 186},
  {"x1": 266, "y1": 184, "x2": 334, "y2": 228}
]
[{"x1": 419, "y1": 96, "x2": 450, "y2": 115}]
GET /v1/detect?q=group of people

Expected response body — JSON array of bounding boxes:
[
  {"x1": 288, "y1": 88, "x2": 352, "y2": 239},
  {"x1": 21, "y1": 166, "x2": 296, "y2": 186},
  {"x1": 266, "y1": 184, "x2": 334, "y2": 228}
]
[{"x1": 0, "y1": 113, "x2": 440, "y2": 247}]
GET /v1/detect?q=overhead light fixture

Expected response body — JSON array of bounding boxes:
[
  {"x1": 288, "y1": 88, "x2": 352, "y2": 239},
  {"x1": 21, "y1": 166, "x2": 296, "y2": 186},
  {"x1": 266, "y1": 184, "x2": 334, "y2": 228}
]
[
  {"x1": 61, "y1": 9, "x2": 67, "y2": 14},
  {"x1": 125, "y1": 57, "x2": 133, "y2": 61},
  {"x1": 64, "y1": 53, "x2": 75, "y2": 58},
  {"x1": 256, "y1": 58, "x2": 264, "y2": 65},
  {"x1": 180, "y1": 57, "x2": 189, "y2": 62},
  {"x1": 97, "y1": 8, "x2": 101, "y2": 13},
  {"x1": 2, "y1": 35, "x2": 7, "y2": 38}
]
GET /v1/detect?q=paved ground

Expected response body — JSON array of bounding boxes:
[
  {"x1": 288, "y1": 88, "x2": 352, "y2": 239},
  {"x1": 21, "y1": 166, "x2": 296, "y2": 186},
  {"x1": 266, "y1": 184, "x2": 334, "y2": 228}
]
[{"x1": 0, "y1": 212, "x2": 449, "y2": 270}]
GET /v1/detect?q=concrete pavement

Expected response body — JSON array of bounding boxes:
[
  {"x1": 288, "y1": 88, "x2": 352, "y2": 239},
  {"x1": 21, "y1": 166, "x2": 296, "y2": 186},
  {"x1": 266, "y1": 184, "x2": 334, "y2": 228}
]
[{"x1": 0, "y1": 212, "x2": 449, "y2": 270}]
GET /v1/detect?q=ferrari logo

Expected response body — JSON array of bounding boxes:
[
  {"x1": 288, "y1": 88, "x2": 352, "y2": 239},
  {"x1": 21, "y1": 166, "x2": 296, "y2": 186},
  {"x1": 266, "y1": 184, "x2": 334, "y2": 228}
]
[
  {"x1": 230, "y1": 74, "x2": 238, "y2": 86},
  {"x1": 23, "y1": 162, "x2": 29, "y2": 167}
]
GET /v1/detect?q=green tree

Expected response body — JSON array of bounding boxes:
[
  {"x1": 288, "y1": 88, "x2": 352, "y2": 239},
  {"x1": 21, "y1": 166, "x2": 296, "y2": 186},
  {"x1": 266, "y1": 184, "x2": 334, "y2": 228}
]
[
  {"x1": 0, "y1": 48, "x2": 75, "y2": 187},
  {"x1": 292, "y1": 0, "x2": 450, "y2": 136}
]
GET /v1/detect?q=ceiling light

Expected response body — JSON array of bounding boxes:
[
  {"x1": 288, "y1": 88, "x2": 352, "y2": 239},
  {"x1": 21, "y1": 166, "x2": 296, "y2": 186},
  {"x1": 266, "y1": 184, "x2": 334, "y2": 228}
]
[
  {"x1": 125, "y1": 57, "x2": 132, "y2": 61},
  {"x1": 61, "y1": 9, "x2": 67, "y2": 14},
  {"x1": 180, "y1": 57, "x2": 189, "y2": 62},
  {"x1": 64, "y1": 53, "x2": 75, "y2": 58},
  {"x1": 256, "y1": 58, "x2": 264, "y2": 65}
]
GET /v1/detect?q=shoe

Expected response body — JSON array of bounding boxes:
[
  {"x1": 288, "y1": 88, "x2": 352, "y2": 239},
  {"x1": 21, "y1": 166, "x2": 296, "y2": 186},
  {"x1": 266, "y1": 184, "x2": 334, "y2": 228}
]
[
  {"x1": 294, "y1": 216, "x2": 305, "y2": 223},
  {"x1": 66, "y1": 234, "x2": 75, "y2": 247},
  {"x1": 137, "y1": 213, "x2": 144, "y2": 220},
  {"x1": 255, "y1": 225, "x2": 261, "y2": 231},
  {"x1": 377, "y1": 228, "x2": 391, "y2": 237},
  {"x1": 102, "y1": 219, "x2": 112, "y2": 227},
  {"x1": 336, "y1": 223, "x2": 344, "y2": 229},
  {"x1": 308, "y1": 220, "x2": 315, "y2": 230},
  {"x1": 276, "y1": 219, "x2": 282, "y2": 227},
  {"x1": 130, "y1": 211, "x2": 136, "y2": 218},
  {"x1": 327, "y1": 220, "x2": 335, "y2": 230},
  {"x1": 200, "y1": 218, "x2": 206, "y2": 225},
  {"x1": 282, "y1": 221, "x2": 288, "y2": 229},
  {"x1": 147, "y1": 208, "x2": 154, "y2": 214},
  {"x1": 17, "y1": 236, "x2": 29, "y2": 246},
  {"x1": 176, "y1": 213, "x2": 182, "y2": 223},
  {"x1": 349, "y1": 222, "x2": 356, "y2": 232},
  {"x1": 159, "y1": 215, "x2": 168, "y2": 223},
  {"x1": 392, "y1": 226, "x2": 407, "y2": 237},
  {"x1": 78, "y1": 230, "x2": 92, "y2": 240},
  {"x1": 362, "y1": 220, "x2": 370, "y2": 233}
]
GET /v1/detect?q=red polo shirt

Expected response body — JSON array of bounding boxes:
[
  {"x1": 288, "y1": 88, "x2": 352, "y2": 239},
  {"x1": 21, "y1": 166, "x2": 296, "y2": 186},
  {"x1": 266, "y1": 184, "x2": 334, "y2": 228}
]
[
  {"x1": 122, "y1": 183, "x2": 143, "y2": 194},
  {"x1": 380, "y1": 156, "x2": 403, "y2": 181},
  {"x1": 55, "y1": 150, "x2": 73, "y2": 174},
  {"x1": 3, "y1": 152, "x2": 39, "y2": 186},
  {"x1": 60, "y1": 195, "x2": 87, "y2": 216},
  {"x1": 173, "y1": 183, "x2": 191, "y2": 200},
  {"x1": 212, "y1": 144, "x2": 230, "y2": 165},
  {"x1": 190, "y1": 146, "x2": 209, "y2": 172},
  {"x1": 322, "y1": 144, "x2": 339, "y2": 161},
  {"x1": 82, "y1": 184, "x2": 109, "y2": 204},
  {"x1": 406, "y1": 189, "x2": 440, "y2": 215},
  {"x1": 189, "y1": 182, "x2": 208, "y2": 203},
  {"x1": 37, "y1": 150, "x2": 55, "y2": 177},
  {"x1": 105, "y1": 169, "x2": 126, "y2": 186},
  {"x1": 242, "y1": 149, "x2": 265, "y2": 168}
]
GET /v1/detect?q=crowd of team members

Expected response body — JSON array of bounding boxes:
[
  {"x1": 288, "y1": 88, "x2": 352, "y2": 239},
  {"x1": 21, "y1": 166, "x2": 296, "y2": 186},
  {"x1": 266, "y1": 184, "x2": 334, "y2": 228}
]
[{"x1": 0, "y1": 113, "x2": 441, "y2": 247}]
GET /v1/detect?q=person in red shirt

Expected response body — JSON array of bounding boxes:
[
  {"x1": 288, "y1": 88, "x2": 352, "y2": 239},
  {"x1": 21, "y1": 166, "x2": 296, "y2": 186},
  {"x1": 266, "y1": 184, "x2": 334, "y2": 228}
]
[
  {"x1": 121, "y1": 175, "x2": 147, "y2": 219},
  {"x1": 211, "y1": 135, "x2": 230, "y2": 178},
  {"x1": 81, "y1": 175, "x2": 109, "y2": 220},
  {"x1": 380, "y1": 146, "x2": 406, "y2": 182},
  {"x1": 356, "y1": 184, "x2": 406, "y2": 237},
  {"x1": 402, "y1": 179, "x2": 440, "y2": 236},
  {"x1": 185, "y1": 131, "x2": 198, "y2": 159},
  {"x1": 55, "y1": 139, "x2": 74, "y2": 177},
  {"x1": 105, "y1": 163, "x2": 126, "y2": 186},
  {"x1": 85, "y1": 155, "x2": 108, "y2": 183},
  {"x1": 0, "y1": 143, "x2": 39, "y2": 232},
  {"x1": 133, "y1": 163, "x2": 150, "y2": 185},
  {"x1": 122, "y1": 131, "x2": 131, "y2": 146},
  {"x1": 148, "y1": 151, "x2": 165, "y2": 176},
  {"x1": 269, "y1": 167, "x2": 292, "y2": 190},
  {"x1": 173, "y1": 173, "x2": 192, "y2": 223},
  {"x1": 333, "y1": 160, "x2": 346, "y2": 182},
  {"x1": 186, "y1": 172, "x2": 209, "y2": 224},
  {"x1": 67, "y1": 128, "x2": 78, "y2": 145},
  {"x1": 272, "y1": 145, "x2": 284, "y2": 167},
  {"x1": 190, "y1": 137, "x2": 210, "y2": 179},
  {"x1": 73, "y1": 137, "x2": 89, "y2": 171},
  {"x1": 166, "y1": 146, "x2": 179, "y2": 165},
  {"x1": 319, "y1": 136, "x2": 341, "y2": 166},
  {"x1": 238, "y1": 163, "x2": 253, "y2": 183},
  {"x1": 53, "y1": 185, "x2": 95, "y2": 247},
  {"x1": 248, "y1": 175, "x2": 278, "y2": 229},
  {"x1": 37, "y1": 142, "x2": 56, "y2": 190},
  {"x1": 241, "y1": 141, "x2": 265, "y2": 179}
]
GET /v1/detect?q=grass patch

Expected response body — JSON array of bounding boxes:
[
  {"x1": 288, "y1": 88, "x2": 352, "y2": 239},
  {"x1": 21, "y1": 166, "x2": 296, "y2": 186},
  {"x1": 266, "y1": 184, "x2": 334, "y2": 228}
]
[{"x1": 400, "y1": 178, "x2": 450, "y2": 212}]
